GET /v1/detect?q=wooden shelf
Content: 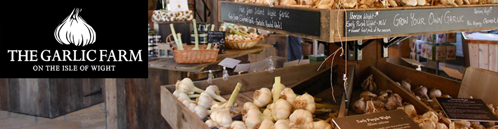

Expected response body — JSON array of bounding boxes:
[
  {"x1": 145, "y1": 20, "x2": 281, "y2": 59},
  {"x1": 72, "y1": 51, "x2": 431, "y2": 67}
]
[
  {"x1": 148, "y1": 44, "x2": 272, "y2": 73},
  {"x1": 219, "y1": 1, "x2": 498, "y2": 42}
]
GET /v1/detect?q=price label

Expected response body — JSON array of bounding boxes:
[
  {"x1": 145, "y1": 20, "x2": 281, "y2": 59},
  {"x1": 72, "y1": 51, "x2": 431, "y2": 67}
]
[
  {"x1": 436, "y1": 98, "x2": 498, "y2": 122},
  {"x1": 208, "y1": 31, "x2": 226, "y2": 44}
]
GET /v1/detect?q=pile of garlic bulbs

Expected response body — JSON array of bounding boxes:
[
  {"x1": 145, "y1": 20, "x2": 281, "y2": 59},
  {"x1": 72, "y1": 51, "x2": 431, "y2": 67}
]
[
  {"x1": 213, "y1": 76, "x2": 337, "y2": 129},
  {"x1": 152, "y1": 10, "x2": 193, "y2": 22}
]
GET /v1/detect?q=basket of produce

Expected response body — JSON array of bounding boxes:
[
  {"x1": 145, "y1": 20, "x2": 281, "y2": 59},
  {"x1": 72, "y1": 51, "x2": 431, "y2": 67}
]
[
  {"x1": 168, "y1": 34, "x2": 219, "y2": 64},
  {"x1": 225, "y1": 29, "x2": 264, "y2": 50}
]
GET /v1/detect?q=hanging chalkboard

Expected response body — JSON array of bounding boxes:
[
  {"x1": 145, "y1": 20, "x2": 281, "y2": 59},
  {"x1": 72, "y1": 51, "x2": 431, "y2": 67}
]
[
  {"x1": 344, "y1": 6, "x2": 498, "y2": 37},
  {"x1": 208, "y1": 31, "x2": 226, "y2": 44},
  {"x1": 220, "y1": 2, "x2": 321, "y2": 36}
]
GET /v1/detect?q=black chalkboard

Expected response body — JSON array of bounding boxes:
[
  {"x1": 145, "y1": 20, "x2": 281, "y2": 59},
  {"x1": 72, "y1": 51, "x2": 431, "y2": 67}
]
[
  {"x1": 345, "y1": 6, "x2": 498, "y2": 37},
  {"x1": 220, "y1": 2, "x2": 321, "y2": 36},
  {"x1": 208, "y1": 31, "x2": 226, "y2": 44},
  {"x1": 436, "y1": 98, "x2": 498, "y2": 122}
]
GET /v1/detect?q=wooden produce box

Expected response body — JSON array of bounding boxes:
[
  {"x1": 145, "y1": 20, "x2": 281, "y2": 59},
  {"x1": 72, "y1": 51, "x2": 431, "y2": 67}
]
[
  {"x1": 343, "y1": 66, "x2": 431, "y2": 116},
  {"x1": 379, "y1": 62, "x2": 461, "y2": 98},
  {"x1": 463, "y1": 32, "x2": 498, "y2": 72},
  {"x1": 160, "y1": 62, "x2": 335, "y2": 129}
]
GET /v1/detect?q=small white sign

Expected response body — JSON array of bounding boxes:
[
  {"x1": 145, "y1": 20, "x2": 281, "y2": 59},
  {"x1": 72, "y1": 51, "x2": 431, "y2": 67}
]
[
  {"x1": 234, "y1": 64, "x2": 250, "y2": 72},
  {"x1": 168, "y1": 0, "x2": 189, "y2": 12},
  {"x1": 218, "y1": 58, "x2": 241, "y2": 68}
]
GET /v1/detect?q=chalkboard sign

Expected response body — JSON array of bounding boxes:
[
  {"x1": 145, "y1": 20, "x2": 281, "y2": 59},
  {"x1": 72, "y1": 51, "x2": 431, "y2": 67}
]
[
  {"x1": 333, "y1": 110, "x2": 420, "y2": 129},
  {"x1": 220, "y1": 2, "x2": 321, "y2": 36},
  {"x1": 208, "y1": 31, "x2": 226, "y2": 44},
  {"x1": 345, "y1": 6, "x2": 498, "y2": 37},
  {"x1": 436, "y1": 98, "x2": 498, "y2": 122}
]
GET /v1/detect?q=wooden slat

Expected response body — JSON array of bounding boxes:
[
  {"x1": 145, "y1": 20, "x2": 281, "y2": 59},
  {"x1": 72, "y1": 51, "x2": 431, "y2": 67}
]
[
  {"x1": 479, "y1": 43, "x2": 489, "y2": 70},
  {"x1": 489, "y1": 44, "x2": 497, "y2": 72},
  {"x1": 0, "y1": 79, "x2": 9, "y2": 110},
  {"x1": 105, "y1": 78, "x2": 118, "y2": 129},
  {"x1": 37, "y1": 79, "x2": 50, "y2": 117},
  {"x1": 8, "y1": 79, "x2": 20, "y2": 113},
  {"x1": 469, "y1": 43, "x2": 479, "y2": 68},
  {"x1": 49, "y1": 79, "x2": 59, "y2": 117},
  {"x1": 116, "y1": 79, "x2": 127, "y2": 129},
  {"x1": 161, "y1": 86, "x2": 210, "y2": 129},
  {"x1": 125, "y1": 79, "x2": 138, "y2": 129}
]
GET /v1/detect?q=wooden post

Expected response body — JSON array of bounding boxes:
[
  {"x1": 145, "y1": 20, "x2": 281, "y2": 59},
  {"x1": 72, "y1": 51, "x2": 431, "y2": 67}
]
[{"x1": 105, "y1": 78, "x2": 118, "y2": 129}]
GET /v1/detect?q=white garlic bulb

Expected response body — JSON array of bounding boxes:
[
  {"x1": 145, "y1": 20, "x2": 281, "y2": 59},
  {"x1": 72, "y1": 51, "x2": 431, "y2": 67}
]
[{"x1": 54, "y1": 8, "x2": 96, "y2": 46}]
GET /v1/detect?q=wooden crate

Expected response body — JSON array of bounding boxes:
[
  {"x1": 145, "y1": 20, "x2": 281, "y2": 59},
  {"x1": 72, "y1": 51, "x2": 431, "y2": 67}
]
[
  {"x1": 160, "y1": 62, "x2": 334, "y2": 129},
  {"x1": 0, "y1": 78, "x2": 103, "y2": 118},
  {"x1": 342, "y1": 65, "x2": 431, "y2": 117},
  {"x1": 463, "y1": 32, "x2": 498, "y2": 72},
  {"x1": 379, "y1": 62, "x2": 461, "y2": 98}
]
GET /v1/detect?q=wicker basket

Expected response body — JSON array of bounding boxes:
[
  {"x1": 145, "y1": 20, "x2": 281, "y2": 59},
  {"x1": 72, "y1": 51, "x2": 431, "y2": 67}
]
[
  {"x1": 225, "y1": 36, "x2": 264, "y2": 50},
  {"x1": 168, "y1": 34, "x2": 219, "y2": 64}
]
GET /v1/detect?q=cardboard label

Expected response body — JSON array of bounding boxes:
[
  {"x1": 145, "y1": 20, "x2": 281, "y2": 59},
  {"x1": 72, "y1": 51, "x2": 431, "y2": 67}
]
[
  {"x1": 208, "y1": 31, "x2": 226, "y2": 44},
  {"x1": 436, "y1": 98, "x2": 498, "y2": 122},
  {"x1": 218, "y1": 58, "x2": 241, "y2": 68},
  {"x1": 333, "y1": 110, "x2": 420, "y2": 129},
  {"x1": 168, "y1": 0, "x2": 189, "y2": 12}
]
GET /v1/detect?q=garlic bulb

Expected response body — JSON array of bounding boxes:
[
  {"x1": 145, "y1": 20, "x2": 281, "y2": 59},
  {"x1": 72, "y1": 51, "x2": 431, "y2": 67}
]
[
  {"x1": 435, "y1": 123, "x2": 448, "y2": 129},
  {"x1": 244, "y1": 108, "x2": 264, "y2": 129},
  {"x1": 360, "y1": 91, "x2": 377, "y2": 101},
  {"x1": 471, "y1": 121, "x2": 485, "y2": 129},
  {"x1": 182, "y1": 99, "x2": 191, "y2": 107},
  {"x1": 258, "y1": 119, "x2": 274, "y2": 129},
  {"x1": 365, "y1": 100, "x2": 379, "y2": 114},
  {"x1": 206, "y1": 85, "x2": 227, "y2": 102},
  {"x1": 254, "y1": 88, "x2": 272, "y2": 107},
  {"x1": 377, "y1": 90, "x2": 391, "y2": 102},
  {"x1": 231, "y1": 121, "x2": 247, "y2": 129},
  {"x1": 414, "y1": 86, "x2": 429, "y2": 98},
  {"x1": 403, "y1": 104, "x2": 417, "y2": 118},
  {"x1": 401, "y1": 80, "x2": 411, "y2": 92},
  {"x1": 206, "y1": 119, "x2": 219, "y2": 128},
  {"x1": 211, "y1": 109, "x2": 233, "y2": 128},
  {"x1": 176, "y1": 78, "x2": 204, "y2": 94},
  {"x1": 281, "y1": 88, "x2": 297, "y2": 105},
  {"x1": 178, "y1": 92, "x2": 191, "y2": 102},
  {"x1": 173, "y1": 90, "x2": 182, "y2": 98},
  {"x1": 421, "y1": 111, "x2": 439, "y2": 124},
  {"x1": 313, "y1": 120, "x2": 332, "y2": 129},
  {"x1": 197, "y1": 92, "x2": 216, "y2": 109},
  {"x1": 194, "y1": 105, "x2": 209, "y2": 120},
  {"x1": 294, "y1": 93, "x2": 316, "y2": 113},
  {"x1": 271, "y1": 99, "x2": 292, "y2": 120},
  {"x1": 188, "y1": 103, "x2": 197, "y2": 112},
  {"x1": 454, "y1": 120, "x2": 471, "y2": 128},
  {"x1": 242, "y1": 102, "x2": 259, "y2": 116},
  {"x1": 289, "y1": 109, "x2": 314, "y2": 129},
  {"x1": 442, "y1": 94, "x2": 451, "y2": 98},
  {"x1": 274, "y1": 119, "x2": 290, "y2": 129},
  {"x1": 361, "y1": 75, "x2": 377, "y2": 92},
  {"x1": 353, "y1": 98, "x2": 366, "y2": 114},
  {"x1": 385, "y1": 93, "x2": 403, "y2": 110},
  {"x1": 419, "y1": 120, "x2": 436, "y2": 129},
  {"x1": 262, "y1": 108, "x2": 273, "y2": 121},
  {"x1": 54, "y1": 8, "x2": 96, "y2": 46},
  {"x1": 429, "y1": 88, "x2": 442, "y2": 98}
]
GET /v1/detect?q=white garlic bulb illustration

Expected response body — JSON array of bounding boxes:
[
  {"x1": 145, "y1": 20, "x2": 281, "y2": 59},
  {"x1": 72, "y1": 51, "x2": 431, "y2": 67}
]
[{"x1": 54, "y1": 8, "x2": 96, "y2": 46}]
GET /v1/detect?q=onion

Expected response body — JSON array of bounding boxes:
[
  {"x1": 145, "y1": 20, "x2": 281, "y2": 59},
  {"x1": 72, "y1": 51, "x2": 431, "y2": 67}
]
[
  {"x1": 254, "y1": 88, "x2": 272, "y2": 107},
  {"x1": 289, "y1": 109, "x2": 314, "y2": 129},
  {"x1": 401, "y1": 80, "x2": 412, "y2": 92},
  {"x1": 231, "y1": 121, "x2": 247, "y2": 129},
  {"x1": 313, "y1": 120, "x2": 332, "y2": 129},
  {"x1": 429, "y1": 88, "x2": 442, "y2": 98},
  {"x1": 353, "y1": 98, "x2": 366, "y2": 114},
  {"x1": 294, "y1": 93, "x2": 316, "y2": 113},
  {"x1": 271, "y1": 99, "x2": 292, "y2": 120},
  {"x1": 414, "y1": 86, "x2": 429, "y2": 98},
  {"x1": 280, "y1": 88, "x2": 297, "y2": 105},
  {"x1": 385, "y1": 93, "x2": 403, "y2": 110},
  {"x1": 360, "y1": 91, "x2": 377, "y2": 101}
]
